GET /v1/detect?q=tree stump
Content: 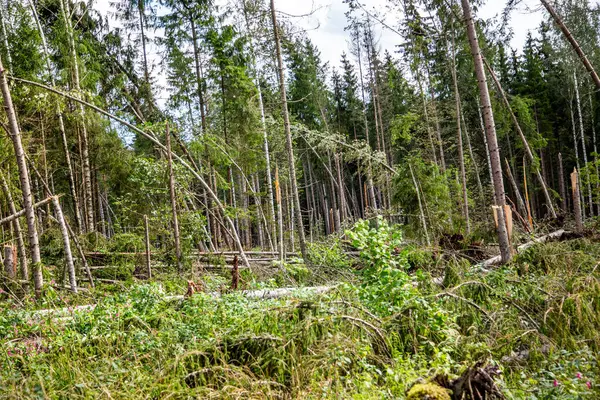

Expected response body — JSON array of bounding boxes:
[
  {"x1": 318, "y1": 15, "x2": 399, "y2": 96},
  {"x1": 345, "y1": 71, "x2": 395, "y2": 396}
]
[{"x1": 3, "y1": 245, "x2": 16, "y2": 279}]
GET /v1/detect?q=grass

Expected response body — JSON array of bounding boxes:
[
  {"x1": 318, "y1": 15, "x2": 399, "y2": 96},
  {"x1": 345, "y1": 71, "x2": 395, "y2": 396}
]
[{"x1": 2, "y1": 224, "x2": 600, "y2": 399}]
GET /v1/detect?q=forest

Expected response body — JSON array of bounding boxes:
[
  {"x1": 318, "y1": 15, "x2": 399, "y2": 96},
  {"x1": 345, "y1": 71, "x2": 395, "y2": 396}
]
[{"x1": 1, "y1": 0, "x2": 600, "y2": 398}]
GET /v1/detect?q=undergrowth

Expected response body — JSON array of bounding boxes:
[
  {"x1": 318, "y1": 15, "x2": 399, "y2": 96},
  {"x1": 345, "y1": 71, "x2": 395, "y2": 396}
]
[{"x1": 1, "y1": 220, "x2": 600, "y2": 399}]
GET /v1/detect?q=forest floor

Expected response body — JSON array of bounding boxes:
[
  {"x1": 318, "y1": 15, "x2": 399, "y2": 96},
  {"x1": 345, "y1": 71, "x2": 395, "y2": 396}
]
[{"x1": 1, "y1": 221, "x2": 600, "y2": 399}]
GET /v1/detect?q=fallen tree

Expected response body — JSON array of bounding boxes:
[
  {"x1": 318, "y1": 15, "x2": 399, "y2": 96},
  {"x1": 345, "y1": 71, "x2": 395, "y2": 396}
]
[
  {"x1": 27, "y1": 285, "x2": 335, "y2": 319},
  {"x1": 478, "y1": 230, "x2": 566, "y2": 269}
]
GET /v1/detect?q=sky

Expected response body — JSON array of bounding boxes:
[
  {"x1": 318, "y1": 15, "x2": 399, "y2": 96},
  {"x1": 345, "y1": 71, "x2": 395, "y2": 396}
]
[
  {"x1": 95, "y1": 0, "x2": 547, "y2": 70},
  {"x1": 264, "y1": 0, "x2": 546, "y2": 70},
  {"x1": 93, "y1": 0, "x2": 551, "y2": 107}
]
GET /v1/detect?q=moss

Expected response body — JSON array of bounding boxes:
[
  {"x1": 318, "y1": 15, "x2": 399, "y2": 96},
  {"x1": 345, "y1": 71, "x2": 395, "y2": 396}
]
[{"x1": 407, "y1": 383, "x2": 451, "y2": 400}]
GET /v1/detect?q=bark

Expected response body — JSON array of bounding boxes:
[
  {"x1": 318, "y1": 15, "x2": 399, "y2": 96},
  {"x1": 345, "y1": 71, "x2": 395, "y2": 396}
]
[
  {"x1": 0, "y1": 2, "x2": 11, "y2": 70},
  {"x1": 0, "y1": 172, "x2": 28, "y2": 284},
  {"x1": 589, "y1": 94, "x2": 600, "y2": 212},
  {"x1": 275, "y1": 165, "x2": 284, "y2": 262},
  {"x1": 479, "y1": 106, "x2": 496, "y2": 203},
  {"x1": 540, "y1": 0, "x2": 600, "y2": 89},
  {"x1": 558, "y1": 153, "x2": 567, "y2": 212},
  {"x1": 461, "y1": 0, "x2": 512, "y2": 263},
  {"x1": 241, "y1": 3, "x2": 276, "y2": 251},
  {"x1": 0, "y1": 196, "x2": 55, "y2": 226},
  {"x1": 138, "y1": 1, "x2": 150, "y2": 84},
  {"x1": 571, "y1": 169, "x2": 584, "y2": 232},
  {"x1": 61, "y1": 0, "x2": 94, "y2": 232},
  {"x1": 427, "y1": 68, "x2": 446, "y2": 172},
  {"x1": 523, "y1": 158, "x2": 534, "y2": 229},
  {"x1": 574, "y1": 73, "x2": 594, "y2": 216},
  {"x1": 270, "y1": 0, "x2": 308, "y2": 263},
  {"x1": 3, "y1": 245, "x2": 14, "y2": 279},
  {"x1": 0, "y1": 55, "x2": 43, "y2": 293},
  {"x1": 484, "y1": 58, "x2": 557, "y2": 219},
  {"x1": 52, "y1": 196, "x2": 77, "y2": 293},
  {"x1": 14, "y1": 77, "x2": 251, "y2": 269},
  {"x1": 462, "y1": 110, "x2": 484, "y2": 199},
  {"x1": 144, "y1": 214, "x2": 151, "y2": 279},
  {"x1": 416, "y1": 71, "x2": 439, "y2": 166},
  {"x1": 166, "y1": 123, "x2": 182, "y2": 273},
  {"x1": 190, "y1": 18, "x2": 207, "y2": 132},
  {"x1": 451, "y1": 32, "x2": 470, "y2": 233},
  {"x1": 504, "y1": 158, "x2": 529, "y2": 228},
  {"x1": 570, "y1": 103, "x2": 586, "y2": 219},
  {"x1": 409, "y1": 163, "x2": 430, "y2": 246},
  {"x1": 479, "y1": 229, "x2": 566, "y2": 268},
  {"x1": 335, "y1": 154, "x2": 346, "y2": 223}
]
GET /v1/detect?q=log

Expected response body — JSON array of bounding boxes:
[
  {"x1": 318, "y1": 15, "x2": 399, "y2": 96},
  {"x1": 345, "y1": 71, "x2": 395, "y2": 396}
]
[
  {"x1": 29, "y1": 286, "x2": 334, "y2": 318},
  {"x1": 478, "y1": 229, "x2": 566, "y2": 268}
]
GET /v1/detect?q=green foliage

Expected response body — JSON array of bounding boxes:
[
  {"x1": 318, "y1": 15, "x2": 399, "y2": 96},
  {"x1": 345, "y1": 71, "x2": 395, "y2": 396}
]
[
  {"x1": 108, "y1": 233, "x2": 144, "y2": 253},
  {"x1": 92, "y1": 264, "x2": 135, "y2": 281},
  {"x1": 346, "y1": 216, "x2": 404, "y2": 271}
]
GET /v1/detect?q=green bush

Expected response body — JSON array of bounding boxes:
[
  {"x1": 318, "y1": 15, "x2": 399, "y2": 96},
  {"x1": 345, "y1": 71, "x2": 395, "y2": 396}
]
[{"x1": 108, "y1": 233, "x2": 144, "y2": 253}]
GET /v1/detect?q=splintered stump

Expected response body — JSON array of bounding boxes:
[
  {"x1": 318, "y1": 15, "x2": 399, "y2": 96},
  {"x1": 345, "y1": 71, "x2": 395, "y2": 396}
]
[
  {"x1": 3, "y1": 245, "x2": 15, "y2": 279},
  {"x1": 407, "y1": 361, "x2": 504, "y2": 400}
]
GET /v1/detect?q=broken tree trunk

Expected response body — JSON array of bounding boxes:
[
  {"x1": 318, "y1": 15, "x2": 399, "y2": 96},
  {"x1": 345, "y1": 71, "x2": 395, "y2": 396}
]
[
  {"x1": 540, "y1": 0, "x2": 600, "y2": 89},
  {"x1": 462, "y1": 0, "x2": 512, "y2": 263},
  {"x1": 3, "y1": 245, "x2": 15, "y2": 279},
  {"x1": 0, "y1": 171, "x2": 28, "y2": 285},
  {"x1": 571, "y1": 168, "x2": 584, "y2": 232},
  {"x1": 0, "y1": 54, "x2": 43, "y2": 294}
]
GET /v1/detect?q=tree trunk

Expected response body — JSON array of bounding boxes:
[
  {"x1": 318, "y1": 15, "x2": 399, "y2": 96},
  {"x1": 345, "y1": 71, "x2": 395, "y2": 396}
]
[
  {"x1": 571, "y1": 168, "x2": 584, "y2": 232},
  {"x1": 61, "y1": 0, "x2": 94, "y2": 232},
  {"x1": 52, "y1": 196, "x2": 77, "y2": 293},
  {"x1": 0, "y1": 1, "x2": 11, "y2": 70},
  {"x1": 275, "y1": 165, "x2": 284, "y2": 262},
  {"x1": 190, "y1": 18, "x2": 207, "y2": 132},
  {"x1": 166, "y1": 123, "x2": 182, "y2": 273},
  {"x1": 0, "y1": 56, "x2": 43, "y2": 293},
  {"x1": 540, "y1": 0, "x2": 600, "y2": 89},
  {"x1": 427, "y1": 68, "x2": 446, "y2": 173},
  {"x1": 574, "y1": 72, "x2": 594, "y2": 216},
  {"x1": 570, "y1": 103, "x2": 586, "y2": 219},
  {"x1": 451, "y1": 32, "x2": 470, "y2": 233},
  {"x1": 484, "y1": 58, "x2": 557, "y2": 219},
  {"x1": 0, "y1": 172, "x2": 28, "y2": 285},
  {"x1": 461, "y1": 0, "x2": 512, "y2": 263},
  {"x1": 409, "y1": 163, "x2": 430, "y2": 246},
  {"x1": 270, "y1": 0, "x2": 308, "y2": 263},
  {"x1": 15, "y1": 77, "x2": 251, "y2": 268},
  {"x1": 558, "y1": 153, "x2": 567, "y2": 212},
  {"x1": 3, "y1": 245, "x2": 14, "y2": 279},
  {"x1": 462, "y1": 111, "x2": 484, "y2": 199},
  {"x1": 417, "y1": 71, "x2": 439, "y2": 166},
  {"x1": 138, "y1": 1, "x2": 150, "y2": 84},
  {"x1": 589, "y1": 94, "x2": 599, "y2": 213},
  {"x1": 144, "y1": 214, "x2": 151, "y2": 279},
  {"x1": 504, "y1": 158, "x2": 529, "y2": 228}
]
